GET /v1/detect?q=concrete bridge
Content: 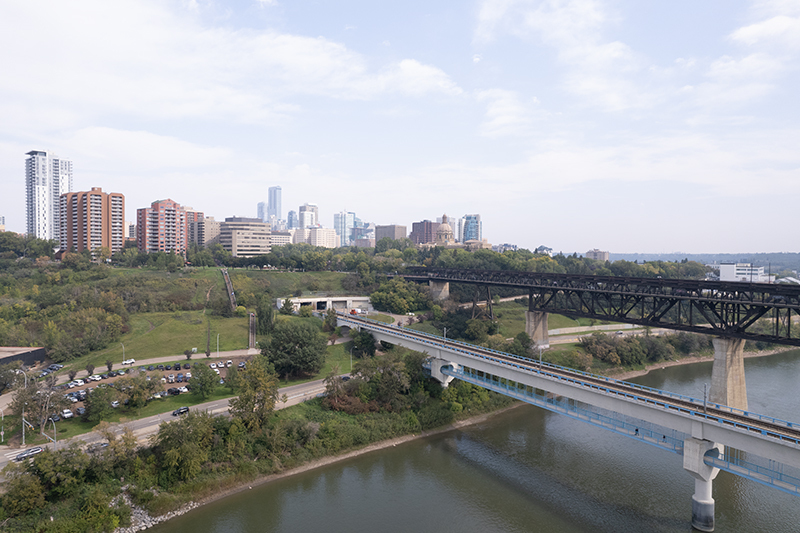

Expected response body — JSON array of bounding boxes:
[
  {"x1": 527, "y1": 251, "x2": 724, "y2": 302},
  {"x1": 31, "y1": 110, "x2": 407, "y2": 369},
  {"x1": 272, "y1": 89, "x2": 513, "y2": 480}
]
[{"x1": 337, "y1": 313, "x2": 800, "y2": 532}]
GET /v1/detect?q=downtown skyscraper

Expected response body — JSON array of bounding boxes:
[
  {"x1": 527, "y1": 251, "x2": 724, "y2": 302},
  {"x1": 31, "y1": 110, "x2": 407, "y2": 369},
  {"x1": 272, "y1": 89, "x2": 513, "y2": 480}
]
[
  {"x1": 268, "y1": 186, "x2": 282, "y2": 221},
  {"x1": 25, "y1": 150, "x2": 73, "y2": 241}
]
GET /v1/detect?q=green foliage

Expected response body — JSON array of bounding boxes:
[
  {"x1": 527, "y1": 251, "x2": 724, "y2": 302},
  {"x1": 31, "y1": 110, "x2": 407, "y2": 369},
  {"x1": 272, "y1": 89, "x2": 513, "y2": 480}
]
[
  {"x1": 279, "y1": 298, "x2": 294, "y2": 315},
  {"x1": 369, "y1": 278, "x2": 432, "y2": 315},
  {"x1": 83, "y1": 386, "x2": 118, "y2": 423},
  {"x1": 256, "y1": 296, "x2": 274, "y2": 335},
  {"x1": 298, "y1": 305, "x2": 314, "y2": 318},
  {"x1": 1, "y1": 467, "x2": 46, "y2": 517},
  {"x1": 228, "y1": 354, "x2": 279, "y2": 430},
  {"x1": 350, "y1": 330, "x2": 376, "y2": 358},
  {"x1": 154, "y1": 411, "x2": 215, "y2": 485},
  {"x1": 191, "y1": 363, "x2": 219, "y2": 401},
  {"x1": 264, "y1": 320, "x2": 327, "y2": 378}
]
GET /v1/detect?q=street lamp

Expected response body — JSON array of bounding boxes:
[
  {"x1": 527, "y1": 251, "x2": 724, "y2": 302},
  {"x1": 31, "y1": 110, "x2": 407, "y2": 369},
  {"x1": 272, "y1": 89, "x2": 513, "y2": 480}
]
[
  {"x1": 217, "y1": 334, "x2": 220, "y2": 358},
  {"x1": 45, "y1": 417, "x2": 57, "y2": 451},
  {"x1": 14, "y1": 370, "x2": 28, "y2": 446},
  {"x1": 350, "y1": 347, "x2": 353, "y2": 373},
  {"x1": 1, "y1": 407, "x2": 4, "y2": 444},
  {"x1": 443, "y1": 327, "x2": 447, "y2": 342}
]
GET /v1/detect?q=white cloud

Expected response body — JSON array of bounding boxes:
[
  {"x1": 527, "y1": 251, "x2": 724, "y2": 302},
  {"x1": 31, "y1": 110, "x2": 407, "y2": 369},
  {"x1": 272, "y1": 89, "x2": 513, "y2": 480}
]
[
  {"x1": 731, "y1": 15, "x2": 800, "y2": 48},
  {"x1": 477, "y1": 89, "x2": 536, "y2": 137}
]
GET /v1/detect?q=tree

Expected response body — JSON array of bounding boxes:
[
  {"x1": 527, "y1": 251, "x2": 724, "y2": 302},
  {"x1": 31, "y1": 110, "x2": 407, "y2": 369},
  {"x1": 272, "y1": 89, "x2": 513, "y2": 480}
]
[
  {"x1": 228, "y1": 354, "x2": 279, "y2": 430},
  {"x1": 279, "y1": 298, "x2": 294, "y2": 315},
  {"x1": 264, "y1": 320, "x2": 327, "y2": 378},
  {"x1": 256, "y1": 296, "x2": 274, "y2": 335},
  {"x1": 83, "y1": 386, "x2": 117, "y2": 423},
  {"x1": 206, "y1": 319, "x2": 212, "y2": 357},
  {"x1": 351, "y1": 330, "x2": 376, "y2": 358},
  {"x1": 85, "y1": 363, "x2": 95, "y2": 376},
  {"x1": 68, "y1": 369, "x2": 78, "y2": 381},
  {"x1": 116, "y1": 371, "x2": 158, "y2": 408},
  {"x1": 225, "y1": 362, "x2": 240, "y2": 393},
  {"x1": 298, "y1": 305, "x2": 314, "y2": 318},
  {"x1": 322, "y1": 308, "x2": 338, "y2": 332},
  {"x1": 184, "y1": 348, "x2": 193, "y2": 360},
  {"x1": 191, "y1": 363, "x2": 219, "y2": 400},
  {"x1": 1, "y1": 467, "x2": 46, "y2": 517},
  {"x1": 105, "y1": 359, "x2": 113, "y2": 372},
  {"x1": 154, "y1": 411, "x2": 215, "y2": 485}
]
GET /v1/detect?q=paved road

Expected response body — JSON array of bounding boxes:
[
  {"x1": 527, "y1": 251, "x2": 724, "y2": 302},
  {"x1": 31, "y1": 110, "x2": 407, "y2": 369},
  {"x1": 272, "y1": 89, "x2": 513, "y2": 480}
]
[{"x1": 0, "y1": 376, "x2": 328, "y2": 470}]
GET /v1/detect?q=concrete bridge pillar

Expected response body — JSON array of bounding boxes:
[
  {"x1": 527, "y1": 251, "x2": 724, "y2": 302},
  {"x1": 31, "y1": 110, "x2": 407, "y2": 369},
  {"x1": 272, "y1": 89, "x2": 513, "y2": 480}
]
[
  {"x1": 429, "y1": 281, "x2": 450, "y2": 301},
  {"x1": 428, "y1": 357, "x2": 457, "y2": 387},
  {"x1": 710, "y1": 337, "x2": 748, "y2": 410},
  {"x1": 526, "y1": 311, "x2": 550, "y2": 349},
  {"x1": 683, "y1": 437, "x2": 722, "y2": 532}
]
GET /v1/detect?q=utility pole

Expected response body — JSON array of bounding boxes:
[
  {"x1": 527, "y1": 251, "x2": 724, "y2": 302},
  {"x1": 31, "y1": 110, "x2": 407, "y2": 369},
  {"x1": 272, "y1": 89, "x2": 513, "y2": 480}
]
[{"x1": 217, "y1": 334, "x2": 220, "y2": 358}]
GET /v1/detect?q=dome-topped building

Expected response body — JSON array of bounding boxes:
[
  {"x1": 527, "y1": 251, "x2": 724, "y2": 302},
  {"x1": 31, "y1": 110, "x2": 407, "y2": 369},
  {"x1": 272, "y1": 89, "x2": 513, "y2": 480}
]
[{"x1": 435, "y1": 214, "x2": 455, "y2": 245}]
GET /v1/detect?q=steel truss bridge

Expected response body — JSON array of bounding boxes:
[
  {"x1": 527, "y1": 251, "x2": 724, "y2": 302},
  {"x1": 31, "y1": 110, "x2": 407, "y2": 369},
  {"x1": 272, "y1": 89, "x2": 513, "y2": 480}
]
[{"x1": 401, "y1": 267, "x2": 800, "y2": 346}]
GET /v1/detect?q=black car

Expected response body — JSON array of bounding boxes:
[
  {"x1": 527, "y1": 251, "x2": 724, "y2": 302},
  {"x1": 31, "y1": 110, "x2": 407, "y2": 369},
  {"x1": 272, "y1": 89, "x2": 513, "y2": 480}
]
[
  {"x1": 172, "y1": 406, "x2": 189, "y2": 416},
  {"x1": 148, "y1": 365, "x2": 155, "y2": 371},
  {"x1": 49, "y1": 414, "x2": 61, "y2": 422},
  {"x1": 174, "y1": 363, "x2": 182, "y2": 371},
  {"x1": 183, "y1": 363, "x2": 191, "y2": 369},
  {"x1": 167, "y1": 387, "x2": 180, "y2": 396},
  {"x1": 108, "y1": 371, "x2": 117, "y2": 378},
  {"x1": 157, "y1": 365, "x2": 165, "y2": 371}
]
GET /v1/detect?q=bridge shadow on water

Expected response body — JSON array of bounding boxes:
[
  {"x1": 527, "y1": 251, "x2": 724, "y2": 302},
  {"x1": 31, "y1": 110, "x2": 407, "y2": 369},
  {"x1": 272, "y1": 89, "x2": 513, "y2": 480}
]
[{"x1": 440, "y1": 428, "x2": 691, "y2": 533}]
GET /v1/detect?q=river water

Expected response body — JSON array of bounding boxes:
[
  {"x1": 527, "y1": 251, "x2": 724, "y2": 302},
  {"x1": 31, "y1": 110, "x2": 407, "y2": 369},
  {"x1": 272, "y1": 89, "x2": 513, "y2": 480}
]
[{"x1": 154, "y1": 350, "x2": 800, "y2": 533}]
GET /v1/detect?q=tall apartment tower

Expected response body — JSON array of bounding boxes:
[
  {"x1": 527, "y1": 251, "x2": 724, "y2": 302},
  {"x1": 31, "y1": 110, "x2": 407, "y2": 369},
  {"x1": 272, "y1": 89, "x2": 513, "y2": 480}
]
[
  {"x1": 136, "y1": 199, "x2": 196, "y2": 255},
  {"x1": 60, "y1": 187, "x2": 125, "y2": 254},
  {"x1": 25, "y1": 150, "x2": 73, "y2": 241},
  {"x1": 257, "y1": 201, "x2": 267, "y2": 223},
  {"x1": 333, "y1": 211, "x2": 356, "y2": 246},
  {"x1": 287, "y1": 210, "x2": 298, "y2": 229},
  {"x1": 299, "y1": 203, "x2": 318, "y2": 228},
  {"x1": 458, "y1": 214, "x2": 482, "y2": 243},
  {"x1": 268, "y1": 186, "x2": 282, "y2": 221}
]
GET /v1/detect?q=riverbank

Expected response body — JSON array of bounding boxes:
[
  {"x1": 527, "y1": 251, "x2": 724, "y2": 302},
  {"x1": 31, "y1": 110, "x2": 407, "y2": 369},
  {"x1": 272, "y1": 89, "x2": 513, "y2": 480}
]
[
  {"x1": 115, "y1": 404, "x2": 523, "y2": 532},
  {"x1": 605, "y1": 346, "x2": 794, "y2": 382}
]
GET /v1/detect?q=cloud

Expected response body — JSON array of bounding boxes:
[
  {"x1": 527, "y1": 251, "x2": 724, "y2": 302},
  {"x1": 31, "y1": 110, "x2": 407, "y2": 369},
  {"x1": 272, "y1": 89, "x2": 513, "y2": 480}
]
[
  {"x1": 0, "y1": 0, "x2": 462, "y2": 132},
  {"x1": 477, "y1": 89, "x2": 536, "y2": 137},
  {"x1": 731, "y1": 15, "x2": 800, "y2": 48}
]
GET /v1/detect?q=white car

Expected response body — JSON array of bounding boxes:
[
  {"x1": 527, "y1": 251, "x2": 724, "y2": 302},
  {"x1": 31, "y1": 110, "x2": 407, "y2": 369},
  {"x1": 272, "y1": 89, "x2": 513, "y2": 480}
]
[
  {"x1": 122, "y1": 358, "x2": 136, "y2": 365},
  {"x1": 62, "y1": 409, "x2": 74, "y2": 419},
  {"x1": 89, "y1": 374, "x2": 102, "y2": 381},
  {"x1": 74, "y1": 379, "x2": 85, "y2": 387},
  {"x1": 214, "y1": 368, "x2": 220, "y2": 375},
  {"x1": 209, "y1": 363, "x2": 217, "y2": 369},
  {"x1": 226, "y1": 360, "x2": 233, "y2": 367},
  {"x1": 178, "y1": 386, "x2": 189, "y2": 393}
]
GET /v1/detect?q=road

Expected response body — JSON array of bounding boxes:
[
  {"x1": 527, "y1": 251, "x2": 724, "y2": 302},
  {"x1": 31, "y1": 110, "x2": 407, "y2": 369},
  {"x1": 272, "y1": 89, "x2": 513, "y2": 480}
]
[{"x1": 0, "y1": 375, "x2": 328, "y2": 470}]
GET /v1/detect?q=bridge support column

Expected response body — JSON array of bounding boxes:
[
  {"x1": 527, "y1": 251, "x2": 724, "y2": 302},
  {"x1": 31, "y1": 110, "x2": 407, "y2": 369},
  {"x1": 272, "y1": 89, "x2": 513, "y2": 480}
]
[
  {"x1": 526, "y1": 311, "x2": 549, "y2": 349},
  {"x1": 710, "y1": 337, "x2": 748, "y2": 410},
  {"x1": 683, "y1": 438, "x2": 722, "y2": 532},
  {"x1": 429, "y1": 358, "x2": 457, "y2": 388},
  {"x1": 429, "y1": 281, "x2": 450, "y2": 301}
]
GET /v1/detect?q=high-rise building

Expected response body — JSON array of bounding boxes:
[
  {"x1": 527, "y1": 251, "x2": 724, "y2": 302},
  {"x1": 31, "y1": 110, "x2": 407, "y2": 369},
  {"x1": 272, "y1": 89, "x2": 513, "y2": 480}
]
[
  {"x1": 287, "y1": 210, "x2": 298, "y2": 229},
  {"x1": 299, "y1": 203, "x2": 318, "y2": 228},
  {"x1": 459, "y1": 214, "x2": 482, "y2": 242},
  {"x1": 189, "y1": 216, "x2": 221, "y2": 247},
  {"x1": 219, "y1": 217, "x2": 271, "y2": 257},
  {"x1": 60, "y1": 187, "x2": 125, "y2": 254},
  {"x1": 333, "y1": 211, "x2": 356, "y2": 246},
  {"x1": 0, "y1": 216, "x2": 5, "y2": 232},
  {"x1": 25, "y1": 150, "x2": 73, "y2": 242},
  {"x1": 586, "y1": 249, "x2": 609, "y2": 262},
  {"x1": 136, "y1": 199, "x2": 194, "y2": 255},
  {"x1": 375, "y1": 225, "x2": 407, "y2": 242},
  {"x1": 308, "y1": 227, "x2": 338, "y2": 248},
  {"x1": 268, "y1": 186, "x2": 282, "y2": 221},
  {"x1": 257, "y1": 201, "x2": 267, "y2": 223},
  {"x1": 410, "y1": 220, "x2": 439, "y2": 245}
]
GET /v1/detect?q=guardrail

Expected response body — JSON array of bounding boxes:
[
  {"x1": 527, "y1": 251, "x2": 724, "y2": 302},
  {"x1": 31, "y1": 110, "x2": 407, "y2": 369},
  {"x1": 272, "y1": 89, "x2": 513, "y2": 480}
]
[{"x1": 338, "y1": 313, "x2": 800, "y2": 446}]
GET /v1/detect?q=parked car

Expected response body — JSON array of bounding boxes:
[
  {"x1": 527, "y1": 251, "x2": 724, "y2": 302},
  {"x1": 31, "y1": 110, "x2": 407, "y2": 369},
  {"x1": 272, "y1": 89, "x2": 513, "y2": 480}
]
[
  {"x1": 62, "y1": 409, "x2": 74, "y2": 419},
  {"x1": 178, "y1": 386, "x2": 189, "y2": 393},
  {"x1": 168, "y1": 374, "x2": 175, "y2": 383},
  {"x1": 172, "y1": 406, "x2": 189, "y2": 416},
  {"x1": 176, "y1": 373, "x2": 184, "y2": 383},
  {"x1": 15, "y1": 447, "x2": 44, "y2": 461},
  {"x1": 122, "y1": 358, "x2": 136, "y2": 365},
  {"x1": 87, "y1": 443, "x2": 109, "y2": 454},
  {"x1": 111, "y1": 401, "x2": 120, "y2": 408},
  {"x1": 76, "y1": 407, "x2": 86, "y2": 416},
  {"x1": 185, "y1": 372, "x2": 192, "y2": 379},
  {"x1": 49, "y1": 414, "x2": 61, "y2": 422},
  {"x1": 183, "y1": 363, "x2": 191, "y2": 369},
  {"x1": 226, "y1": 360, "x2": 233, "y2": 367},
  {"x1": 157, "y1": 365, "x2": 165, "y2": 371},
  {"x1": 147, "y1": 365, "x2": 155, "y2": 371},
  {"x1": 209, "y1": 363, "x2": 217, "y2": 369},
  {"x1": 174, "y1": 363, "x2": 182, "y2": 371}
]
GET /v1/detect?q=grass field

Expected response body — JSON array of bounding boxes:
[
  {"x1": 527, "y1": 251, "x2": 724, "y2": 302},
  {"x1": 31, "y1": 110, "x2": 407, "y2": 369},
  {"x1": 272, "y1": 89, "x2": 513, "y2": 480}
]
[
  {"x1": 231, "y1": 270, "x2": 351, "y2": 299},
  {"x1": 85, "y1": 312, "x2": 249, "y2": 368}
]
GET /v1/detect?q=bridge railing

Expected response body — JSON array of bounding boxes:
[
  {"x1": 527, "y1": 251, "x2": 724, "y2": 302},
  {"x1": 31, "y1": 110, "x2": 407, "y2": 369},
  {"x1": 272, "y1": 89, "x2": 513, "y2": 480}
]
[{"x1": 338, "y1": 314, "x2": 800, "y2": 437}]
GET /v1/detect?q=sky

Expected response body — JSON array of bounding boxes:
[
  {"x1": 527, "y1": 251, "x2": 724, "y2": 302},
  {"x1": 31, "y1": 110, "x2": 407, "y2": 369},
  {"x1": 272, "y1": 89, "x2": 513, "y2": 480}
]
[{"x1": 1, "y1": 0, "x2": 799, "y2": 254}]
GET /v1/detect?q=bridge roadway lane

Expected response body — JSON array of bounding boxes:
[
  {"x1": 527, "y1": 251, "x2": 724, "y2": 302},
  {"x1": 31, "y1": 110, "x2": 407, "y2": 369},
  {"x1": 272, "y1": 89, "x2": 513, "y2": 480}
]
[{"x1": 0, "y1": 377, "x2": 328, "y2": 471}]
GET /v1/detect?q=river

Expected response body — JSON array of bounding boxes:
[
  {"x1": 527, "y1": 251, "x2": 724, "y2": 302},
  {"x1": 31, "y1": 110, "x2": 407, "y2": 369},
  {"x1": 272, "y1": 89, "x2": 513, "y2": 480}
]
[{"x1": 153, "y1": 350, "x2": 800, "y2": 532}]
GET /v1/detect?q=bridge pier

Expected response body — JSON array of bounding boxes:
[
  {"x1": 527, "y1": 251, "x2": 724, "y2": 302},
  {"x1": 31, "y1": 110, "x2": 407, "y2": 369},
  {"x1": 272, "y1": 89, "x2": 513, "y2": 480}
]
[
  {"x1": 429, "y1": 357, "x2": 457, "y2": 388},
  {"x1": 710, "y1": 337, "x2": 748, "y2": 410},
  {"x1": 429, "y1": 281, "x2": 450, "y2": 301},
  {"x1": 525, "y1": 311, "x2": 549, "y2": 349},
  {"x1": 683, "y1": 437, "x2": 722, "y2": 532}
]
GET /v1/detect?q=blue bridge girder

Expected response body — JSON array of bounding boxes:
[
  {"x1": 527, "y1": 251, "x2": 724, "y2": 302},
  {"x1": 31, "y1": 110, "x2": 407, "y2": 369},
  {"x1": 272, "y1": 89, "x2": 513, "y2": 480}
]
[
  {"x1": 398, "y1": 267, "x2": 800, "y2": 346},
  {"x1": 337, "y1": 314, "x2": 800, "y2": 489}
]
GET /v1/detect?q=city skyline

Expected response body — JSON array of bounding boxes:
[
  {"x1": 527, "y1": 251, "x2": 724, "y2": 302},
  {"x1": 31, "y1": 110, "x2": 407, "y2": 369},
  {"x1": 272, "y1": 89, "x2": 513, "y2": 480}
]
[{"x1": 1, "y1": 1, "x2": 799, "y2": 254}]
